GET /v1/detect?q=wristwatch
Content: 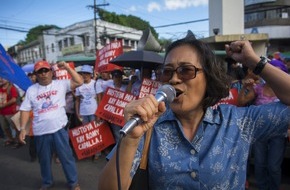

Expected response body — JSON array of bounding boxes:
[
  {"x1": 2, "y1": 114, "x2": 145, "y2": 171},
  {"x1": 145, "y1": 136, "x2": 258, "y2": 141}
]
[{"x1": 253, "y1": 56, "x2": 270, "y2": 75}]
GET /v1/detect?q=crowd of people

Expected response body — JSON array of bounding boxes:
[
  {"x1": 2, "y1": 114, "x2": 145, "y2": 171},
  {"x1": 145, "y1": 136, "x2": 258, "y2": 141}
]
[{"x1": 0, "y1": 32, "x2": 290, "y2": 190}]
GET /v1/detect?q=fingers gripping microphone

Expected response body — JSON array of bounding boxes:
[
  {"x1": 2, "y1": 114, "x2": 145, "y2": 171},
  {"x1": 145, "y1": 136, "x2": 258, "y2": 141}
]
[{"x1": 120, "y1": 84, "x2": 176, "y2": 136}]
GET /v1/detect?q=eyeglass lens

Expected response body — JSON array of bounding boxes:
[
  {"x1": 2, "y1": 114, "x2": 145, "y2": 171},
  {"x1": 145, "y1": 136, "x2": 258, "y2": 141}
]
[{"x1": 161, "y1": 65, "x2": 199, "y2": 82}]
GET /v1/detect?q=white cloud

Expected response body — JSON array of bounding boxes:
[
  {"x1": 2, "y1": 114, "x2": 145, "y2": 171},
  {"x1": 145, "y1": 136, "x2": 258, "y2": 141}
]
[
  {"x1": 147, "y1": 2, "x2": 162, "y2": 12},
  {"x1": 164, "y1": 0, "x2": 208, "y2": 10}
]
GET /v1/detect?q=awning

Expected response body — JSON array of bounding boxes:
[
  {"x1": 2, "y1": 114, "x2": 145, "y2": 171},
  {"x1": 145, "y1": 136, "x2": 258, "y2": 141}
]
[{"x1": 57, "y1": 55, "x2": 96, "y2": 62}]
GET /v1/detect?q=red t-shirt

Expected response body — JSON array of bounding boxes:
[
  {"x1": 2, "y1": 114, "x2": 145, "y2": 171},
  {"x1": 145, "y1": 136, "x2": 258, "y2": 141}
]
[{"x1": 0, "y1": 85, "x2": 18, "y2": 115}]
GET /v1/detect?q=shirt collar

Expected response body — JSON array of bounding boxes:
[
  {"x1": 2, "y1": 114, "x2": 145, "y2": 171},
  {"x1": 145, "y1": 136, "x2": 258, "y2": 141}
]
[{"x1": 157, "y1": 106, "x2": 222, "y2": 126}]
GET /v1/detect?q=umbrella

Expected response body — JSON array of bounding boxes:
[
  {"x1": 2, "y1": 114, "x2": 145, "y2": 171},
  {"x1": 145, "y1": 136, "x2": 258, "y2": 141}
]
[
  {"x1": 22, "y1": 63, "x2": 35, "y2": 73},
  {"x1": 110, "y1": 50, "x2": 164, "y2": 69}
]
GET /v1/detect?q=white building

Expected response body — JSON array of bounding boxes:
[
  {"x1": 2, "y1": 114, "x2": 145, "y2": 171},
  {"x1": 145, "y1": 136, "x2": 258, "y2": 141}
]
[{"x1": 16, "y1": 19, "x2": 143, "y2": 66}]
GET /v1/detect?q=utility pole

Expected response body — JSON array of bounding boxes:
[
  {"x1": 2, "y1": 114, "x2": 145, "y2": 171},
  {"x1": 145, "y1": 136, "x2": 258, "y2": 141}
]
[{"x1": 87, "y1": 1, "x2": 109, "y2": 52}]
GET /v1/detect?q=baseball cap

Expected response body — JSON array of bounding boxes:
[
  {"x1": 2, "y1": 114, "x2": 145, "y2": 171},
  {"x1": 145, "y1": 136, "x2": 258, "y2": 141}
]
[
  {"x1": 80, "y1": 65, "x2": 93, "y2": 74},
  {"x1": 34, "y1": 61, "x2": 51, "y2": 72}
]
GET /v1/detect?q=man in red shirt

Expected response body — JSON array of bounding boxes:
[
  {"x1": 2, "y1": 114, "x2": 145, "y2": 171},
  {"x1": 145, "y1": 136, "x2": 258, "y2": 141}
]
[{"x1": 0, "y1": 77, "x2": 20, "y2": 147}]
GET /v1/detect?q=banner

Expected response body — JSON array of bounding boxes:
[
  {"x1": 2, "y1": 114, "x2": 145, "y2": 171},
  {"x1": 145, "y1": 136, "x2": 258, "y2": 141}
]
[
  {"x1": 138, "y1": 78, "x2": 162, "y2": 99},
  {"x1": 69, "y1": 120, "x2": 115, "y2": 160},
  {"x1": 0, "y1": 44, "x2": 32, "y2": 91},
  {"x1": 95, "y1": 40, "x2": 123, "y2": 72},
  {"x1": 96, "y1": 87, "x2": 136, "y2": 126},
  {"x1": 52, "y1": 62, "x2": 75, "y2": 80}
]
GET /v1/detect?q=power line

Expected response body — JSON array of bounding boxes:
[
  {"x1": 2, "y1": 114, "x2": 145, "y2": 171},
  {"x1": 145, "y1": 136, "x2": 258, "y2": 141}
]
[
  {"x1": 0, "y1": 18, "x2": 209, "y2": 44},
  {"x1": 0, "y1": 26, "x2": 29, "y2": 33},
  {"x1": 154, "y1": 18, "x2": 209, "y2": 28}
]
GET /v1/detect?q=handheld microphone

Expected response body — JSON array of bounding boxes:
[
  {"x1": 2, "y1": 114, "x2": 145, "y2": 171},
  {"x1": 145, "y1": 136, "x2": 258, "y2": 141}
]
[{"x1": 120, "y1": 84, "x2": 176, "y2": 136}]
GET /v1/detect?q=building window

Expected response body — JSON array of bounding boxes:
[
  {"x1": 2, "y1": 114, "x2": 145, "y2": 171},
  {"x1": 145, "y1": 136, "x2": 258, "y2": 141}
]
[
  {"x1": 51, "y1": 43, "x2": 55, "y2": 52},
  {"x1": 130, "y1": 40, "x2": 134, "y2": 48},
  {"x1": 70, "y1": 37, "x2": 75, "y2": 46},
  {"x1": 85, "y1": 36, "x2": 90, "y2": 47},
  {"x1": 64, "y1": 38, "x2": 68, "y2": 47},
  {"x1": 58, "y1": 41, "x2": 62, "y2": 51},
  {"x1": 46, "y1": 45, "x2": 49, "y2": 53},
  {"x1": 124, "y1": 39, "x2": 129, "y2": 46},
  {"x1": 100, "y1": 37, "x2": 106, "y2": 46}
]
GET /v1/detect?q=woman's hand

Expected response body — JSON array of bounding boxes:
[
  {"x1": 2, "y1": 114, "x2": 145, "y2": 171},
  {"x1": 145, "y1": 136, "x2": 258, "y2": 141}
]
[
  {"x1": 124, "y1": 94, "x2": 166, "y2": 139},
  {"x1": 225, "y1": 40, "x2": 260, "y2": 69}
]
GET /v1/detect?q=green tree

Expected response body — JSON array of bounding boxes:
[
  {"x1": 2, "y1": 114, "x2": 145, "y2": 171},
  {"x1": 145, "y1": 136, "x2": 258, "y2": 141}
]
[
  {"x1": 159, "y1": 37, "x2": 173, "y2": 51},
  {"x1": 97, "y1": 8, "x2": 159, "y2": 39},
  {"x1": 24, "y1": 25, "x2": 60, "y2": 44}
]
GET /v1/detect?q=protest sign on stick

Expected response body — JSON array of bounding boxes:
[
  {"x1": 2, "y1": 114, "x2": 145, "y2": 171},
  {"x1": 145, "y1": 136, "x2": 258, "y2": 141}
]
[
  {"x1": 96, "y1": 87, "x2": 136, "y2": 126},
  {"x1": 95, "y1": 40, "x2": 123, "y2": 72},
  {"x1": 138, "y1": 78, "x2": 162, "y2": 99},
  {"x1": 69, "y1": 120, "x2": 115, "y2": 160}
]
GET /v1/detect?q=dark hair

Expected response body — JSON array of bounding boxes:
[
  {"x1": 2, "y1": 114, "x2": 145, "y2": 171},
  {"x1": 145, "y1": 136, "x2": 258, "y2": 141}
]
[{"x1": 164, "y1": 35, "x2": 230, "y2": 109}]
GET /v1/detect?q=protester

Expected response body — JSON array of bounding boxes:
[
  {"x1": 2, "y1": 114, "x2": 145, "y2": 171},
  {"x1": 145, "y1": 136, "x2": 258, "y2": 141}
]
[
  {"x1": 98, "y1": 34, "x2": 290, "y2": 189},
  {"x1": 75, "y1": 65, "x2": 98, "y2": 124},
  {"x1": 108, "y1": 69, "x2": 127, "y2": 143},
  {"x1": 0, "y1": 77, "x2": 21, "y2": 148},
  {"x1": 28, "y1": 72, "x2": 37, "y2": 83},
  {"x1": 238, "y1": 59, "x2": 288, "y2": 190},
  {"x1": 18, "y1": 60, "x2": 83, "y2": 190},
  {"x1": 126, "y1": 67, "x2": 153, "y2": 96},
  {"x1": 95, "y1": 70, "x2": 113, "y2": 104},
  {"x1": 65, "y1": 91, "x2": 80, "y2": 129}
]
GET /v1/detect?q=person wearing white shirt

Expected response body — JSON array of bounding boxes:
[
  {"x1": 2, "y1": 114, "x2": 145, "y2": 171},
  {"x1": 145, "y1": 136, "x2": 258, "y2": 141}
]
[
  {"x1": 75, "y1": 65, "x2": 98, "y2": 124},
  {"x1": 19, "y1": 60, "x2": 83, "y2": 190}
]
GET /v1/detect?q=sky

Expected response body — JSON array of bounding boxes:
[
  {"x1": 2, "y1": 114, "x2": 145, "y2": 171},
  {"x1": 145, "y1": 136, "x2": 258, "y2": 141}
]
[{"x1": 0, "y1": 0, "x2": 209, "y2": 47}]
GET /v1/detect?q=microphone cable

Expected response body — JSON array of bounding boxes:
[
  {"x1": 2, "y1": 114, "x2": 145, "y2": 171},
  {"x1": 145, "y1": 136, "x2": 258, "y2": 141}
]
[{"x1": 116, "y1": 133, "x2": 125, "y2": 190}]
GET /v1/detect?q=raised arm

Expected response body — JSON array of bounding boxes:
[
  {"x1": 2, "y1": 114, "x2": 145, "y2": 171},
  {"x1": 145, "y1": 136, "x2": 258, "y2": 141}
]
[
  {"x1": 57, "y1": 61, "x2": 83, "y2": 90},
  {"x1": 226, "y1": 40, "x2": 290, "y2": 105}
]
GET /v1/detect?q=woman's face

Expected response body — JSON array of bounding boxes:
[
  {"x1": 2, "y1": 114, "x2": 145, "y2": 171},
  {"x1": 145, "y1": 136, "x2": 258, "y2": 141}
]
[{"x1": 163, "y1": 44, "x2": 206, "y2": 115}]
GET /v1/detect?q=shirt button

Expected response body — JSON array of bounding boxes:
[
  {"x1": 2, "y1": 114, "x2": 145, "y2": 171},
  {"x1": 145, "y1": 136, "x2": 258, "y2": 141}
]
[
  {"x1": 191, "y1": 171, "x2": 197, "y2": 179},
  {"x1": 190, "y1": 149, "x2": 196, "y2": 155}
]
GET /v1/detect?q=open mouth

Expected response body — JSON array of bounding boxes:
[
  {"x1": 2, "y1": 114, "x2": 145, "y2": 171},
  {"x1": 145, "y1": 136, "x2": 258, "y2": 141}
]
[{"x1": 175, "y1": 88, "x2": 183, "y2": 98}]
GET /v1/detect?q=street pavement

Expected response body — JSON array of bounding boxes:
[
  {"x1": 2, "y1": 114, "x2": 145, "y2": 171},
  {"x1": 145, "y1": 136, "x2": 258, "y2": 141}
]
[
  {"x1": 0, "y1": 138, "x2": 290, "y2": 190},
  {"x1": 0, "y1": 139, "x2": 107, "y2": 190}
]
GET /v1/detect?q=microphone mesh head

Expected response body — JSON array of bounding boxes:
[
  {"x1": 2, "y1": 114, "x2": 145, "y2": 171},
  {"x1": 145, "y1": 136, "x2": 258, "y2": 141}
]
[{"x1": 158, "y1": 84, "x2": 176, "y2": 103}]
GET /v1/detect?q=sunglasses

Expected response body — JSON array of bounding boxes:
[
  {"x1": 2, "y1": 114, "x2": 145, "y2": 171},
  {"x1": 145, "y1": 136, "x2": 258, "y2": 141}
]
[
  {"x1": 36, "y1": 68, "x2": 51, "y2": 74},
  {"x1": 161, "y1": 65, "x2": 203, "y2": 82}
]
